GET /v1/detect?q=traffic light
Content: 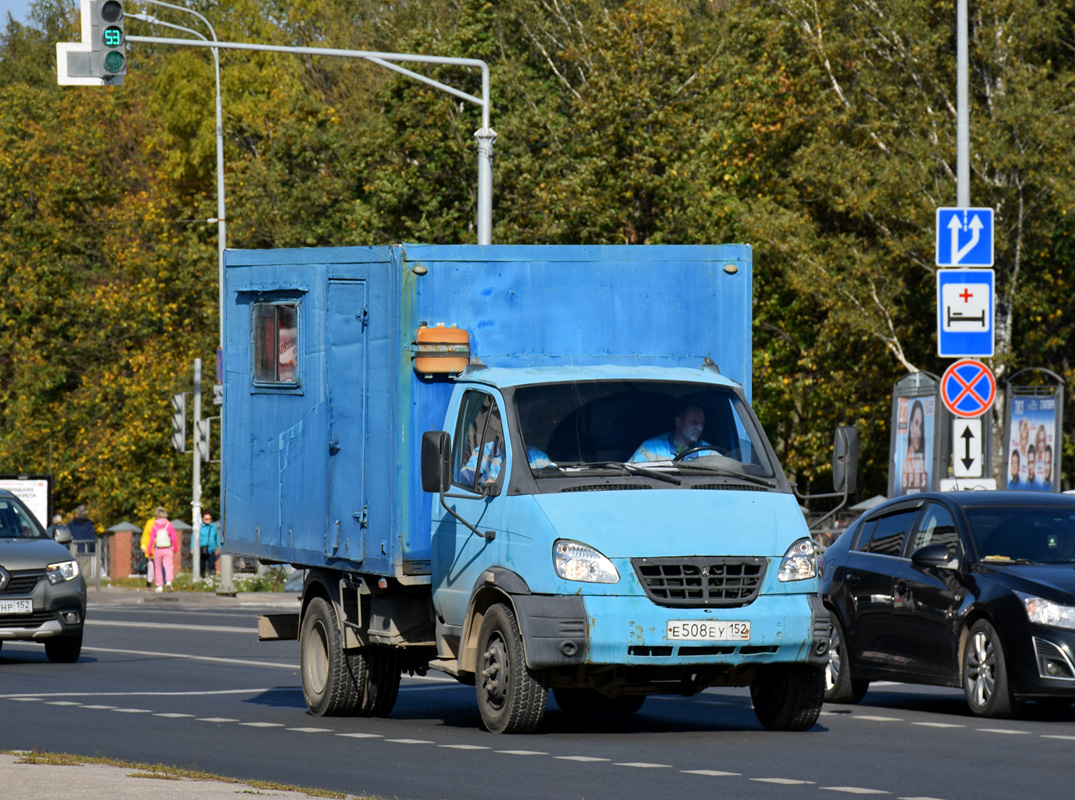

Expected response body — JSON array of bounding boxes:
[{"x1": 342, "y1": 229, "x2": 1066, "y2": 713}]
[
  {"x1": 56, "y1": 0, "x2": 127, "y2": 86},
  {"x1": 171, "y1": 393, "x2": 186, "y2": 453},
  {"x1": 195, "y1": 419, "x2": 210, "y2": 463}
]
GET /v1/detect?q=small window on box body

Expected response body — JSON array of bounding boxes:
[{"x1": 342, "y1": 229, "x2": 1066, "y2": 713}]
[{"x1": 253, "y1": 302, "x2": 299, "y2": 384}]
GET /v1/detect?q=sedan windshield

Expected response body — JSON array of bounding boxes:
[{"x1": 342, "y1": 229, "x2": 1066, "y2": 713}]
[
  {"x1": 968, "y1": 505, "x2": 1075, "y2": 564},
  {"x1": 0, "y1": 498, "x2": 47, "y2": 539},
  {"x1": 511, "y1": 380, "x2": 778, "y2": 483}
]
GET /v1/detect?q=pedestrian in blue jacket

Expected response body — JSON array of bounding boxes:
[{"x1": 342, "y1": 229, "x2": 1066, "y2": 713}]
[{"x1": 199, "y1": 512, "x2": 221, "y2": 575}]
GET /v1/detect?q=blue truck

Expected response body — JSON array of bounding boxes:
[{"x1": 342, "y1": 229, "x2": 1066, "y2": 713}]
[{"x1": 223, "y1": 243, "x2": 837, "y2": 733}]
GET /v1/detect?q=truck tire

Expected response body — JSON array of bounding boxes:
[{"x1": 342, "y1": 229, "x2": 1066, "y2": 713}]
[
  {"x1": 355, "y1": 646, "x2": 401, "y2": 717},
  {"x1": 476, "y1": 603, "x2": 547, "y2": 734},
  {"x1": 750, "y1": 664, "x2": 824, "y2": 731},
  {"x1": 553, "y1": 688, "x2": 646, "y2": 715},
  {"x1": 301, "y1": 597, "x2": 362, "y2": 716}
]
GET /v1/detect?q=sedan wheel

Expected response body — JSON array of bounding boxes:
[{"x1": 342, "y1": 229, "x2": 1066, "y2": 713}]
[
  {"x1": 963, "y1": 619, "x2": 1023, "y2": 718},
  {"x1": 824, "y1": 617, "x2": 868, "y2": 704}
]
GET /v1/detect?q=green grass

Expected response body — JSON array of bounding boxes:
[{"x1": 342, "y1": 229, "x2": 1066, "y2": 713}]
[{"x1": 101, "y1": 567, "x2": 291, "y2": 593}]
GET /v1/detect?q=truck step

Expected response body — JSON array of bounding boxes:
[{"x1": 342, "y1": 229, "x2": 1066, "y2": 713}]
[{"x1": 427, "y1": 658, "x2": 461, "y2": 677}]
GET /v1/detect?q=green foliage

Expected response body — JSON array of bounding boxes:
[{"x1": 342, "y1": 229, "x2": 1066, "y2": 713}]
[{"x1": 0, "y1": 0, "x2": 1072, "y2": 528}]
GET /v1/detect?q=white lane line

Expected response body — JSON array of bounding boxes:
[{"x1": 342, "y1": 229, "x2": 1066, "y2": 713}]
[
  {"x1": 385, "y1": 738, "x2": 434, "y2": 745},
  {"x1": 853, "y1": 715, "x2": 903, "y2": 722},
  {"x1": 112, "y1": 708, "x2": 153, "y2": 714},
  {"x1": 7, "y1": 698, "x2": 43, "y2": 702},
  {"x1": 1042, "y1": 735, "x2": 1075, "y2": 741},
  {"x1": 978, "y1": 728, "x2": 1030, "y2": 735},
  {"x1": 1, "y1": 688, "x2": 286, "y2": 699},
  {"x1": 82, "y1": 705, "x2": 118, "y2": 710},
  {"x1": 240, "y1": 722, "x2": 284, "y2": 728},
  {"x1": 912, "y1": 722, "x2": 964, "y2": 728},
  {"x1": 682, "y1": 770, "x2": 740, "y2": 777},
  {"x1": 337, "y1": 733, "x2": 382, "y2": 739},
  {"x1": 287, "y1": 727, "x2": 332, "y2": 733},
  {"x1": 440, "y1": 745, "x2": 490, "y2": 750},
  {"x1": 821, "y1": 788, "x2": 890, "y2": 795},
  {"x1": 615, "y1": 762, "x2": 672, "y2": 769},
  {"x1": 45, "y1": 701, "x2": 81, "y2": 706},
  {"x1": 197, "y1": 717, "x2": 239, "y2": 723},
  {"x1": 87, "y1": 620, "x2": 255, "y2": 634},
  {"x1": 495, "y1": 750, "x2": 546, "y2": 756},
  {"x1": 752, "y1": 778, "x2": 815, "y2": 785},
  {"x1": 155, "y1": 713, "x2": 194, "y2": 718},
  {"x1": 81, "y1": 646, "x2": 299, "y2": 670},
  {"x1": 555, "y1": 756, "x2": 610, "y2": 762}
]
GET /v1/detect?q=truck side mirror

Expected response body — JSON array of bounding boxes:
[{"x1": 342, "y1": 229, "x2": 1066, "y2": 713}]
[
  {"x1": 832, "y1": 426, "x2": 858, "y2": 495},
  {"x1": 421, "y1": 431, "x2": 452, "y2": 493}
]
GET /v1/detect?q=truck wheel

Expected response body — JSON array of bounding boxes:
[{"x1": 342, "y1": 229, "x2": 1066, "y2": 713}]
[
  {"x1": 554, "y1": 688, "x2": 646, "y2": 715},
  {"x1": 301, "y1": 597, "x2": 361, "y2": 716},
  {"x1": 824, "y1": 617, "x2": 869, "y2": 704},
  {"x1": 355, "y1": 646, "x2": 401, "y2": 717},
  {"x1": 963, "y1": 619, "x2": 1023, "y2": 718},
  {"x1": 750, "y1": 664, "x2": 824, "y2": 731},
  {"x1": 44, "y1": 632, "x2": 82, "y2": 663},
  {"x1": 476, "y1": 603, "x2": 547, "y2": 734}
]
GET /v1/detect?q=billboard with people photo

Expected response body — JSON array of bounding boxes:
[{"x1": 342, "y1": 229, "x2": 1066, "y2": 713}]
[{"x1": 1006, "y1": 396, "x2": 1058, "y2": 491}]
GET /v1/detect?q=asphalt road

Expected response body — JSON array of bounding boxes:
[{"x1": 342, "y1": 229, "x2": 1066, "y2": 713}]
[{"x1": 3, "y1": 590, "x2": 1075, "y2": 800}]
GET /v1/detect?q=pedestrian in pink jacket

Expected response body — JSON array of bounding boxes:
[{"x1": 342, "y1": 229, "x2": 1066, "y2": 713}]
[{"x1": 146, "y1": 507, "x2": 179, "y2": 592}]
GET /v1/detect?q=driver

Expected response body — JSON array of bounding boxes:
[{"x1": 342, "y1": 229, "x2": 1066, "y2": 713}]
[{"x1": 629, "y1": 403, "x2": 716, "y2": 463}]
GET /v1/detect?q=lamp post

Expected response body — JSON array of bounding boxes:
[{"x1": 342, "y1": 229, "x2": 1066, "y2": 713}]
[{"x1": 132, "y1": 1, "x2": 232, "y2": 591}]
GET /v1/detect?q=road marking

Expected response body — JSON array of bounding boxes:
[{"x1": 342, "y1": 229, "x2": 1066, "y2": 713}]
[
  {"x1": 385, "y1": 738, "x2": 434, "y2": 745},
  {"x1": 155, "y1": 713, "x2": 194, "y2": 718},
  {"x1": 7, "y1": 697, "x2": 42, "y2": 702},
  {"x1": 45, "y1": 701, "x2": 81, "y2": 706},
  {"x1": 241, "y1": 722, "x2": 284, "y2": 728},
  {"x1": 978, "y1": 728, "x2": 1030, "y2": 735},
  {"x1": 287, "y1": 727, "x2": 332, "y2": 733},
  {"x1": 112, "y1": 708, "x2": 153, "y2": 714},
  {"x1": 912, "y1": 722, "x2": 964, "y2": 728},
  {"x1": 556, "y1": 756, "x2": 610, "y2": 762},
  {"x1": 752, "y1": 778, "x2": 815, "y2": 785},
  {"x1": 1, "y1": 688, "x2": 286, "y2": 699},
  {"x1": 336, "y1": 733, "x2": 382, "y2": 739},
  {"x1": 87, "y1": 620, "x2": 255, "y2": 634},
  {"x1": 440, "y1": 744, "x2": 490, "y2": 750},
  {"x1": 495, "y1": 750, "x2": 546, "y2": 756},
  {"x1": 197, "y1": 717, "x2": 239, "y2": 723},
  {"x1": 83, "y1": 705, "x2": 118, "y2": 710},
  {"x1": 81, "y1": 646, "x2": 298, "y2": 670},
  {"x1": 1042, "y1": 735, "x2": 1075, "y2": 742},
  {"x1": 616, "y1": 762, "x2": 672, "y2": 769},
  {"x1": 821, "y1": 788, "x2": 889, "y2": 795},
  {"x1": 854, "y1": 715, "x2": 903, "y2": 722},
  {"x1": 682, "y1": 770, "x2": 740, "y2": 777}
]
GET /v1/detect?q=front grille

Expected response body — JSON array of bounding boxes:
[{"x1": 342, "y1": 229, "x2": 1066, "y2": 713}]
[
  {"x1": 0, "y1": 569, "x2": 44, "y2": 595},
  {"x1": 632, "y1": 557, "x2": 766, "y2": 608},
  {"x1": 561, "y1": 484, "x2": 652, "y2": 492},
  {"x1": 691, "y1": 484, "x2": 768, "y2": 492},
  {"x1": 0, "y1": 611, "x2": 53, "y2": 629}
]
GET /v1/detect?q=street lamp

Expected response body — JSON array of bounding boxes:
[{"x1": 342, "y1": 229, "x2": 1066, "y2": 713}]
[{"x1": 131, "y1": 1, "x2": 230, "y2": 590}]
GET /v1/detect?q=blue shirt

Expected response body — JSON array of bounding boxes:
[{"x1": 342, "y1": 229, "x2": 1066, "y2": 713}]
[{"x1": 629, "y1": 433, "x2": 715, "y2": 463}]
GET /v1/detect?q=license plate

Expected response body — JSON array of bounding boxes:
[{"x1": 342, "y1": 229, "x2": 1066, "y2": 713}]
[
  {"x1": 0, "y1": 599, "x2": 32, "y2": 615},
  {"x1": 667, "y1": 620, "x2": 750, "y2": 641}
]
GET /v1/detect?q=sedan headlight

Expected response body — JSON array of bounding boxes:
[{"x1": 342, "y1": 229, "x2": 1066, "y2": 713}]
[
  {"x1": 1018, "y1": 592, "x2": 1075, "y2": 631},
  {"x1": 46, "y1": 559, "x2": 81, "y2": 584},
  {"x1": 553, "y1": 540, "x2": 619, "y2": 584},
  {"x1": 778, "y1": 538, "x2": 817, "y2": 582}
]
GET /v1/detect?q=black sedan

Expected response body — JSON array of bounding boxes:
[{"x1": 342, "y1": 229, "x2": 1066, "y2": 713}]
[{"x1": 820, "y1": 491, "x2": 1075, "y2": 718}]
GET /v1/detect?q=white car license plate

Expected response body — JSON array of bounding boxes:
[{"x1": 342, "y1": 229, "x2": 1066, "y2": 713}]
[
  {"x1": 0, "y1": 599, "x2": 33, "y2": 615},
  {"x1": 667, "y1": 620, "x2": 750, "y2": 641}
]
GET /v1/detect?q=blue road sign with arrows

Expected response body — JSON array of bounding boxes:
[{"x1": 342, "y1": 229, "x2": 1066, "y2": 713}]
[{"x1": 936, "y1": 207, "x2": 994, "y2": 267}]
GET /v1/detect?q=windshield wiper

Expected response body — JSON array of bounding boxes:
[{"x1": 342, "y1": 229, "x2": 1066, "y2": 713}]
[
  {"x1": 670, "y1": 462, "x2": 777, "y2": 488},
  {"x1": 579, "y1": 461, "x2": 682, "y2": 486}
]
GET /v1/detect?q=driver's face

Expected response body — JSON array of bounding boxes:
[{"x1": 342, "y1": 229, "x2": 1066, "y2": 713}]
[{"x1": 676, "y1": 408, "x2": 706, "y2": 445}]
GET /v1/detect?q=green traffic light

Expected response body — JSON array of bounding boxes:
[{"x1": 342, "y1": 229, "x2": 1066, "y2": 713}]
[
  {"x1": 104, "y1": 50, "x2": 125, "y2": 74},
  {"x1": 104, "y1": 25, "x2": 124, "y2": 48}
]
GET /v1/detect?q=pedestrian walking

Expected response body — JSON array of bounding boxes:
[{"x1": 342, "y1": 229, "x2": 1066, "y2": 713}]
[
  {"x1": 146, "y1": 507, "x2": 179, "y2": 592},
  {"x1": 199, "y1": 511, "x2": 221, "y2": 575}
]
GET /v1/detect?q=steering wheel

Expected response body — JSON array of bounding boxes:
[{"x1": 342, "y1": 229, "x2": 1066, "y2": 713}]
[{"x1": 673, "y1": 444, "x2": 728, "y2": 461}]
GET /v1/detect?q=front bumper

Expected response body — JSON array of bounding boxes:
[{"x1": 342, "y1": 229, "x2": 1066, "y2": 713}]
[{"x1": 0, "y1": 572, "x2": 86, "y2": 642}]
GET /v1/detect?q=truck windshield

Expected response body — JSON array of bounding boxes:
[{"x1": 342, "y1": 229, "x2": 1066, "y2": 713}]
[{"x1": 512, "y1": 380, "x2": 778, "y2": 484}]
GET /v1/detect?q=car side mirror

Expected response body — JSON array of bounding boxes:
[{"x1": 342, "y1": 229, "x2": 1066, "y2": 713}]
[
  {"x1": 421, "y1": 431, "x2": 451, "y2": 493},
  {"x1": 53, "y1": 527, "x2": 73, "y2": 545},
  {"x1": 911, "y1": 542, "x2": 959, "y2": 570},
  {"x1": 832, "y1": 426, "x2": 858, "y2": 495}
]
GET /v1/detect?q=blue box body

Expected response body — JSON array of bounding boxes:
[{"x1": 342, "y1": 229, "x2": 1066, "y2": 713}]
[{"x1": 222, "y1": 244, "x2": 755, "y2": 577}]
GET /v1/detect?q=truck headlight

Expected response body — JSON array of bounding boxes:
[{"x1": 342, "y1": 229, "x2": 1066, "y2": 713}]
[
  {"x1": 777, "y1": 538, "x2": 817, "y2": 582},
  {"x1": 46, "y1": 560, "x2": 81, "y2": 584},
  {"x1": 553, "y1": 540, "x2": 619, "y2": 584},
  {"x1": 1018, "y1": 592, "x2": 1075, "y2": 631}
]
